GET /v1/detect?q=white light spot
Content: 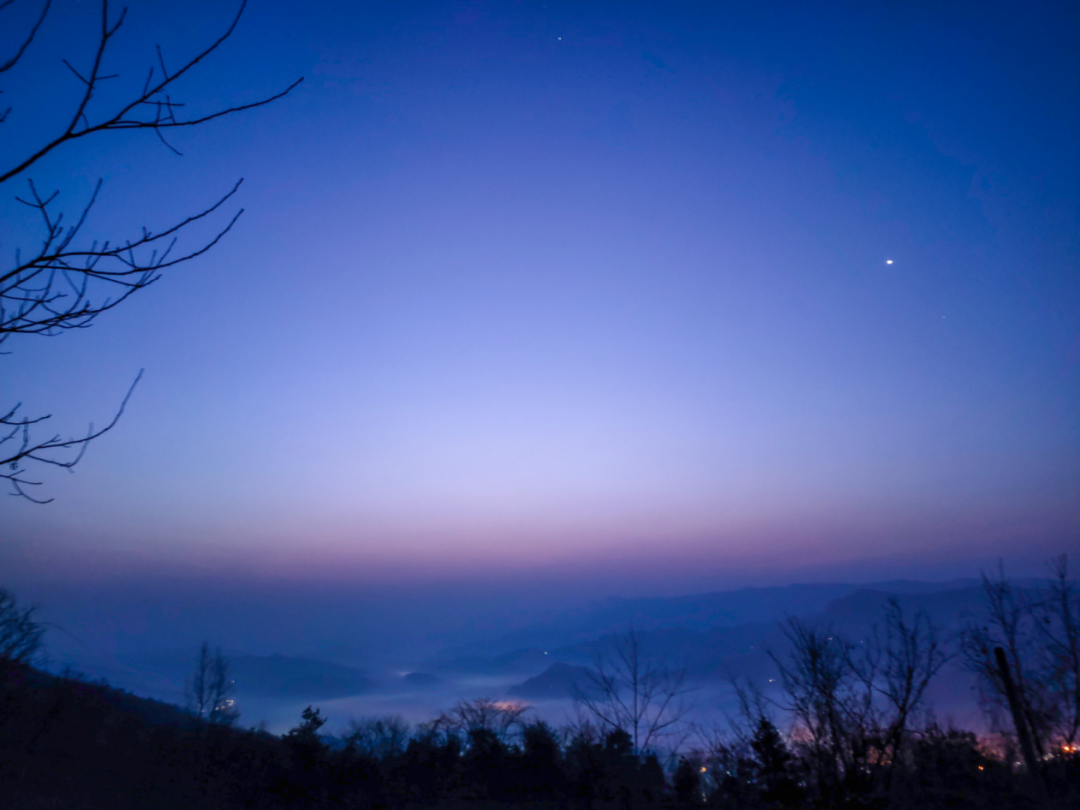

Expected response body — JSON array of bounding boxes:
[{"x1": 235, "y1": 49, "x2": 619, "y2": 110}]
[{"x1": 886, "y1": 259, "x2": 893, "y2": 265}]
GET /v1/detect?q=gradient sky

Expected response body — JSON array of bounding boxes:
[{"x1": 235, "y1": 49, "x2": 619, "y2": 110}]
[{"x1": 2, "y1": 0, "x2": 1078, "y2": 600}]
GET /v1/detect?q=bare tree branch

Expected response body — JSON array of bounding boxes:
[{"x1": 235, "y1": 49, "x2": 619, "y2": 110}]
[
  {"x1": 1, "y1": 0, "x2": 300, "y2": 500},
  {"x1": 0, "y1": 588, "x2": 44, "y2": 671},
  {"x1": 186, "y1": 641, "x2": 239, "y2": 727},
  {"x1": 0, "y1": 0, "x2": 51, "y2": 78},
  {"x1": 0, "y1": 370, "x2": 142, "y2": 503},
  {"x1": 573, "y1": 626, "x2": 695, "y2": 754},
  {"x1": 0, "y1": 0, "x2": 302, "y2": 184},
  {"x1": 1036, "y1": 555, "x2": 1080, "y2": 746},
  {"x1": 960, "y1": 561, "x2": 1061, "y2": 754},
  {"x1": 437, "y1": 697, "x2": 530, "y2": 744},
  {"x1": 1, "y1": 180, "x2": 243, "y2": 343}
]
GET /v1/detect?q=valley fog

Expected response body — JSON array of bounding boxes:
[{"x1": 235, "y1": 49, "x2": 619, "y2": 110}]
[{"x1": 31, "y1": 574, "x2": 993, "y2": 735}]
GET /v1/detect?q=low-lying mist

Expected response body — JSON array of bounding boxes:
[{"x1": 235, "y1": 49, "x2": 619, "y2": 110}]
[{"x1": 26, "y1": 572, "x2": 1003, "y2": 734}]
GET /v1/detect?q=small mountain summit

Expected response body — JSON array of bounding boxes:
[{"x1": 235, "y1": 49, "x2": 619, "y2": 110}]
[{"x1": 508, "y1": 663, "x2": 600, "y2": 700}]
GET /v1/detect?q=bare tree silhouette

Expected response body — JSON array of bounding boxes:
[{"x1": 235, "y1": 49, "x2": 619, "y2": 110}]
[
  {"x1": 851, "y1": 598, "x2": 949, "y2": 794},
  {"x1": 962, "y1": 556, "x2": 1080, "y2": 754},
  {"x1": 769, "y1": 618, "x2": 859, "y2": 791},
  {"x1": 1036, "y1": 555, "x2": 1080, "y2": 747},
  {"x1": 769, "y1": 605, "x2": 947, "y2": 801},
  {"x1": 0, "y1": 0, "x2": 301, "y2": 500},
  {"x1": 345, "y1": 716, "x2": 412, "y2": 759},
  {"x1": 960, "y1": 562, "x2": 1053, "y2": 756},
  {"x1": 573, "y1": 626, "x2": 694, "y2": 754},
  {"x1": 437, "y1": 697, "x2": 531, "y2": 744},
  {"x1": 0, "y1": 587, "x2": 43, "y2": 674},
  {"x1": 186, "y1": 641, "x2": 239, "y2": 727}
]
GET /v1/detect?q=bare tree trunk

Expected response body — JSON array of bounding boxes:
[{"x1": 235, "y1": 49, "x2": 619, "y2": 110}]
[{"x1": 995, "y1": 646, "x2": 1049, "y2": 807}]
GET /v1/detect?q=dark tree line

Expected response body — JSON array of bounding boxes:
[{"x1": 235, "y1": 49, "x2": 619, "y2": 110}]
[
  {"x1": 2, "y1": 668, "x2": 1075, "y2": 810},
  {"x1": 2, "y1": 560, "x2": 1078, "y2": 809}
]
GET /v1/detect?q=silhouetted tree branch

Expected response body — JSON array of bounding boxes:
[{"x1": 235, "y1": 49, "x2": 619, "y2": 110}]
[
  {"x1": 0, "y1": 0, "x2": 301, "y2": 500},
  {"x1": 437, "y1": 697, "x2": 530, "y2": 744},
  {"x1": 0, "y1": 1, "x2": 50, "y2": 99},
  {"x1": 960, "y1": 562, "x2": 1054, "y2": 756},
  {"x1": 573, "y1": 626, "x2": 694, "y2": 754},
  {"x1": 883, "y1": 601, "x2": 945, "y2": 742},
  {"x1": 964, "y1": 557, "x2": 1080, "y2": 757},
  {"x1": 0, "y1": 370, "x2": 141, "y2": 503},
  {"x1": 186, "y1": 641, "x2": 238, "y2": 727},
  {"x1": 768, "y1": 619, "x2": 859, "y2": 792},
  {"x1": 1035, "y1": 555, "x2": 1080, "y2": 747},
  {"x1": 0, "y1": 0, "x2": 302, "y2": 183},
  {"x1": 345, "y1": 715, "x2": 411, "y2": 758},
  {"x1": 0, "y1": 587, "x2": 43, "y2": 673},
  {"x1": 767, "y1": 603, "x2": 948, "y2": 804}
]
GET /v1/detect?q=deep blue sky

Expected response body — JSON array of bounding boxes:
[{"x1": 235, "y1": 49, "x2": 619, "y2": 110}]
[{"x1": 2, "y1": 0, "x2": 1077, "y2": 604}]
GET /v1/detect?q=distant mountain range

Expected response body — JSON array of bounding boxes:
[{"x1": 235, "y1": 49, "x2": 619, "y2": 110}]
[
  {"x1": 52, "y1": 577, "x2": 1013, "y2": 727},
  {"x1": 230, "y1": 654, "x2": 373, "y2": 700},
  {"x1": 424, "y1": 578, "x2": 1006, "y2": 721},
  {"x1": 436, "y1": 579, "x2": 982, "y2": 662}
]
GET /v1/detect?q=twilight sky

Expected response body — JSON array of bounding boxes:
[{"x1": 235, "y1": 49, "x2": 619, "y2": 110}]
[{"x1": 2, "y1": 0, "x2": 1078, "y2": 600}]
